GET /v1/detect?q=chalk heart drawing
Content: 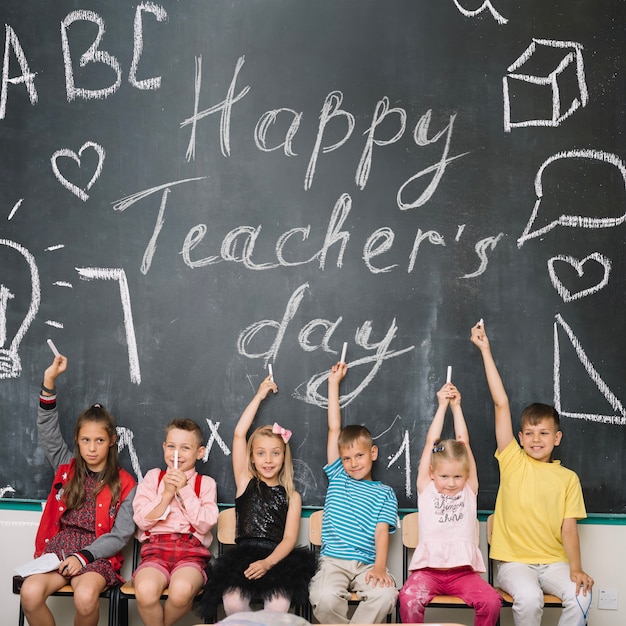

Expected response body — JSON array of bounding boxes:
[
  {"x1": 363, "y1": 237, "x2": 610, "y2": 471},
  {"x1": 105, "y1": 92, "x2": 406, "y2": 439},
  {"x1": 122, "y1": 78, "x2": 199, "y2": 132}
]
[
  {"x1": 51, "y1": 141, "x2": 105, "y2": 202},
  {"x1": 548, "y1": 253, "x2": 611, "y2": 302}
]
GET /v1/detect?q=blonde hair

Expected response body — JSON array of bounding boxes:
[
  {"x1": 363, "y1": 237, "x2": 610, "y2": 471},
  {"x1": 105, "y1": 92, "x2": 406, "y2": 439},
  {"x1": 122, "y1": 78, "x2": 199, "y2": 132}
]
[
  {"x1": 247, "y1": 426, "x2": 295, "y2": 499},
  {"x1": 430, "y1": 439, "x2": 470, "y2": 475}
]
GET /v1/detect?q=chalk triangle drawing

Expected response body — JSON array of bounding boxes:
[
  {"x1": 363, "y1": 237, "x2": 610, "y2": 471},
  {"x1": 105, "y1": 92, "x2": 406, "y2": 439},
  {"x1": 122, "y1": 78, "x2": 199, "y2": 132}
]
[{"x1": 553, "y1": 314, "x2": 625, "y2": 425}]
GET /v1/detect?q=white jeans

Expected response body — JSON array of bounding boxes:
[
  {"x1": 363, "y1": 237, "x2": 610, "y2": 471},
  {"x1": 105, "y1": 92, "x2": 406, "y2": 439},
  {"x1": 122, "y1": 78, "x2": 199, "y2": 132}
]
[{"x1": 497, "y1": 561, "x2": 591, "y2": 626}]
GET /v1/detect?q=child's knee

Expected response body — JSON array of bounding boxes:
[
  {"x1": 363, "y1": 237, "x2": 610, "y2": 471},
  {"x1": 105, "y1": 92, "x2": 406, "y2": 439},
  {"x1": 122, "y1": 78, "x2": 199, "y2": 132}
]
[
  {"x1": 20, "y1": 579, "x2": 45, "y2": 610},
  {"x1": 72, "y1": 586, "x2": 100, "y2": 615},
  {"x1": 222, "y1": 589, "x2": 251, "y2": 615},
  {"x1": 264, "y1": 594, "x2": 291, "y2": 612},
  {"x1": 310, "y1": 589, "x2": 349, "y2": 618}
]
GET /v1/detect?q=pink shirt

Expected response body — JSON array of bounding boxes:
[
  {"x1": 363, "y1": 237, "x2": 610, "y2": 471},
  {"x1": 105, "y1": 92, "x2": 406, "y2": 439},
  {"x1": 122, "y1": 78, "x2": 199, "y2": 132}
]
[
  {"x1": 408, "y1": 481, "x2": 485, "y2": 572},
  {"x1": 133, "y1": 467, "x2": 219, "y2": 548}
]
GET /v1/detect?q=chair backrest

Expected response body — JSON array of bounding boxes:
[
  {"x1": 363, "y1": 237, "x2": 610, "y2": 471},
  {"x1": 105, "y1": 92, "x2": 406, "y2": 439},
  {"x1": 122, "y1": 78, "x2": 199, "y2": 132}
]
[
  {"x1": 402, "y1": 511, "x2": 419, "y2": 549},
  {"x1": 487, "y1": 513, "x2": 494, "y2": 544},
  {"x1": 217, "y1": 507, "x2": 237, "y2": 551},
  {"x1": 309, "y1": 509, "x2": 323, "y2": 548}
]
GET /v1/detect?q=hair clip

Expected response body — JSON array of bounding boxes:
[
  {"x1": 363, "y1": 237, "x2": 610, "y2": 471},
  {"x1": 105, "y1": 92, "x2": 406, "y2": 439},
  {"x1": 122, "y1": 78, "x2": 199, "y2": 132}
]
[
  {"x1": 432, "y1": 444, "x2": 445, "y2": 453},
  {"x1": 272, "y1": 422, "x2": 292, "y2": 443},
  {"x1": 93, "y1": 403, "x2": 101, "y2": 409}
]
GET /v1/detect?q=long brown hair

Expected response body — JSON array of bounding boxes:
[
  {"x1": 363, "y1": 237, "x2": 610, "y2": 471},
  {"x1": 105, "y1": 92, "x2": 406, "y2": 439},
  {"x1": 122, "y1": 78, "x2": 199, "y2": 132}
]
[
  {"x1": 63, "y1": 404, "x2": 121, "y2": 510},
  {"x1": 246, "y1": 426, "x2": 295, "y2": 499}
]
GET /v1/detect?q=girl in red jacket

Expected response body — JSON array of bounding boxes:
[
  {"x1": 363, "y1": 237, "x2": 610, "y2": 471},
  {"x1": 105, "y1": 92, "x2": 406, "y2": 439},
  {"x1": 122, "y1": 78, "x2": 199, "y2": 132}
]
[{"x1": 20, "y1": 354, "x2": 136, "y2": 626}]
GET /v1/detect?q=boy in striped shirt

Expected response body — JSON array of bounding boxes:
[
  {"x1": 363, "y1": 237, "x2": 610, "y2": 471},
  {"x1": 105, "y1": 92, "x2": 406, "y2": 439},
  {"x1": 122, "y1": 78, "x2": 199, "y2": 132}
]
[{"x1": 309, "y1": 361, "x2": 399, "y2": 624}]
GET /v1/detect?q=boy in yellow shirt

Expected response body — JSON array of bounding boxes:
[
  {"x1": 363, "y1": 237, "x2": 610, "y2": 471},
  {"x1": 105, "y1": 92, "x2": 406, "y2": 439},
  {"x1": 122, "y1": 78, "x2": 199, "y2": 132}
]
[{"x1": 471, "y1": 323, "x2": 593, "y2": 626}]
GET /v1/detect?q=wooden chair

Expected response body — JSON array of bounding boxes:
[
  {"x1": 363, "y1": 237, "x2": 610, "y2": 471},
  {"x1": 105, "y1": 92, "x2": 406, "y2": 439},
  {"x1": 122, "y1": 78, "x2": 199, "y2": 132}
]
[
  {"x1": 308, "y1": 509, "x2": 392, "y2": 623},
  {"x1": 12, "y1": 574, "x2": 119, "y2": 626},
  {"x1": 486, "y1": 514, "x2": 563, "y2": 612},
  {"x1": 215, "y1": 507, "x2": 309, "y2": 621},
  {"x1": 399, "y1": 511, "x2": 478, "y2": 622}
]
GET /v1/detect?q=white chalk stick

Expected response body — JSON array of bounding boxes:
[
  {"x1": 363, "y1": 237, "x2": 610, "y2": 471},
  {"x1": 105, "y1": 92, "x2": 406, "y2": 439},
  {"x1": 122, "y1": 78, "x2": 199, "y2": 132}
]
[
  {"x1": 446, "y1": 365, "x2": 452, "y2": 384},
  {"x1": 478, "y1": 318, "x2": 484, "y2": 327},
  {"x1": 174, "y1": 450, "x2": 178, "y2": 469},
  {"x1": 340, "y1": 342, "x2": 348, "y2": 363},
  {"x1": 47, "y1": 339, "x2": 60, "y2": 357},
  {"x1": 268, "y1": 364, "x2": 274, "y2": 381}
]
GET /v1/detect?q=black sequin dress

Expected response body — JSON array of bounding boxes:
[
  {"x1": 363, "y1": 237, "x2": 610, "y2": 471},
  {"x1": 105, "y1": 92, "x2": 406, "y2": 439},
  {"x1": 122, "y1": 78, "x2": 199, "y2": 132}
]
[{"x1": 199, "y1": 479, "x2": 316, "y2": 619}]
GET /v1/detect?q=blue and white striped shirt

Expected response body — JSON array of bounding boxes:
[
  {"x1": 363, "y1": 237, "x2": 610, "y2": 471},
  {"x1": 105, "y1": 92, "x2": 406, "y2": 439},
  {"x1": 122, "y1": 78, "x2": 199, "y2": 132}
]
[{"x1": 321, "y1": 457, "x2": 398, "y2": 564}]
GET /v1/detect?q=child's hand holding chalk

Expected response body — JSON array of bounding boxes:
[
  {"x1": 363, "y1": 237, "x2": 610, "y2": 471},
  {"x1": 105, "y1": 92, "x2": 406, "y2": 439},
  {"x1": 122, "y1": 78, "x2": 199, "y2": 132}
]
[{"x1": 47, "y1": 339, "x2": 61, "y2": 358}]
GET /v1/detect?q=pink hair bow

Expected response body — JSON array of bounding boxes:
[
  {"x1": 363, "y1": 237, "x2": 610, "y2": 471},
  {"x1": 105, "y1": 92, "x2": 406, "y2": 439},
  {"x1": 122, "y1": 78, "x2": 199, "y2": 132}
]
[{"x1": 272, "y1": 422, "x2": 292, "y2": 443}]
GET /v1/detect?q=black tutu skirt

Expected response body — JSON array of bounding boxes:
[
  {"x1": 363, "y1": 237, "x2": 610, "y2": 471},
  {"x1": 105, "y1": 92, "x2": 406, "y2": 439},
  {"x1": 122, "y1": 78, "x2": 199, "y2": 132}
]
[{"x1": 198, "y1": 540, "x2": 317, "y2": 620}]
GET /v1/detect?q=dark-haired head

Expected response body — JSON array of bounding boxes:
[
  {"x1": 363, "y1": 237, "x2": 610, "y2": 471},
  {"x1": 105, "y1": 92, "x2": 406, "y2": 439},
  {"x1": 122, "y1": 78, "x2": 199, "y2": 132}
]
[
  {"x1": 64, "y1": 404, "x2": 121, "y2": 510},
  {"x1": 520, "y1": 403, "x2": 560, "y2": 431}
]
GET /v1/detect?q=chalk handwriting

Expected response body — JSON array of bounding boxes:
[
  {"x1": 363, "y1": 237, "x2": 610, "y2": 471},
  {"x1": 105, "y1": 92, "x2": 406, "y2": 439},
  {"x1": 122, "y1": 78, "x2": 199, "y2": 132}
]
[
  {"x1": 116, "y1": 426, "x2": 144, "y2": 481},
  {"x1": 291, "y1": 317, "x2": 415, "y2": 407},
  {"x1": 0, "y1": 25, "x2": 38, "y2": 120},
  {"x1": 142, "y1": 188, "x2": 170, "y2": 274},
  {"x1": 51, "y1": 141, "x2": 105, "y2": 202},
  {"x1": 0, "y1": 485, "x2": 16, "y2": 498},
  {"x1": 461, "y1": 233, "x2": 504, "y2": 278},
  {"x1": 452, "y1": 0, "x2": 508, "y2": 25},
  {"x1": 0, "y1": 239, "x2": 40, "y2": 379},
  {"x1": 129, "y1": 2, "x2": 167, "y2": 90},
  {"x1": 386, "y1": 429, "x2": 412, "y2": 498},
  {"x1": 61, "y1": 11, "x2": 122, "y2": 101},
  {"x1": 75, "y1": 267, "x2": 141, "y2": 384},
  {"x1": 503, "y1": 39, "x2": 588, "y2": 132},
  {"x1": 201, "y1": 419, "x2": 231, "y2": 461},
  {"x1": 554, "y1": 314, "x2": 626, "y2": 425},
  {"x1": 180, "y1": 56, "x2": 467, "y2": 208},
  {"x1": 293, "y1": 460, "x2": 318, "y2": 501},
  {"x1": 518, "y1": 150, "x2": 626, "y2": 247},
  {"x1": 8, "y1": 199, "x2": 22, "y2": 220},
  {"x1": 112, "y1": 176, "x2": 207, "y2": 212},
  {"x1": 182, "y1": 54, "x2": 251, "y2": 160},
  {"x1": 548, "y1": 253, "x2": 611, "y2": 302}
]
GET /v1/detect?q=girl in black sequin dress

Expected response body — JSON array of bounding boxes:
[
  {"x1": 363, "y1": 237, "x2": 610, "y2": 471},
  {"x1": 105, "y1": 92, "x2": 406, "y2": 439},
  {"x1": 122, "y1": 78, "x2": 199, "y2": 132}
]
[{"x1": 199, "y1": 375, "x2": 316, "y2": 619}]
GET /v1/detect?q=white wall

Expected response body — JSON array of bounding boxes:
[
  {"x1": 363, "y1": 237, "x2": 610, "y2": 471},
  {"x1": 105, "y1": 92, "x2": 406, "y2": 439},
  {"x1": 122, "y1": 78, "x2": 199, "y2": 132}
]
[{"x1": 2, "y1": 507, "x2": 623, "y2": 625}]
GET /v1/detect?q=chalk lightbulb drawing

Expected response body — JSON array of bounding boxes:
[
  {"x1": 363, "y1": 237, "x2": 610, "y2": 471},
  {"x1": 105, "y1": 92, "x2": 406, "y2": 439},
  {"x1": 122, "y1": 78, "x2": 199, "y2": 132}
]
[{"x1": 0, "y1": 239, "x2": 40, "y2": 378}]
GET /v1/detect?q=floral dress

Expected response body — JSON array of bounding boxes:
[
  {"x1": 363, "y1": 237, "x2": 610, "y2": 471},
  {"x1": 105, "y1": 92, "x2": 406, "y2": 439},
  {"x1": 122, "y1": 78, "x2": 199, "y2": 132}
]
[{"x1": 43, "y1": 472, "x2": 120, "y2": 586}]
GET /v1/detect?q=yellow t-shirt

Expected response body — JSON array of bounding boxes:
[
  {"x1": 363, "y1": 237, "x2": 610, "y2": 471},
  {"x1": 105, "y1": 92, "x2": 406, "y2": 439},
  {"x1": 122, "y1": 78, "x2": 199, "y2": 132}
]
[{"x1": 491, "y1": 439, "x2": 586, "y2": 563}]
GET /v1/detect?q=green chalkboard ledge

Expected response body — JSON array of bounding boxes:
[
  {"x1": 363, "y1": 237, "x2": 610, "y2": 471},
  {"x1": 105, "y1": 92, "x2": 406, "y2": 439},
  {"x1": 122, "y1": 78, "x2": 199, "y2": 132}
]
[{"x1": 2, "y1": 500, "x2": 625, "y2": 525}]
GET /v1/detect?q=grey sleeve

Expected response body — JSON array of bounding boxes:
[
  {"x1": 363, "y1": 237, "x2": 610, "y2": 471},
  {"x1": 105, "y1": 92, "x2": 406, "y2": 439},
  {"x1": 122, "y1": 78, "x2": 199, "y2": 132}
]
[
  {"x1": 37, "y1": 403, "x2": 73, "y2": 469},
  {"x1": 80, "y1": 486, "x2": 137, "y2": 562}
]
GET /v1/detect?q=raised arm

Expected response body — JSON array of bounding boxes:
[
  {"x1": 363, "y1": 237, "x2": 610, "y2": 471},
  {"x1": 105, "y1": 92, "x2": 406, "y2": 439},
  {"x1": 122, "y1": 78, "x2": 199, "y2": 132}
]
[
  {"x1": 327, "y1": 362, "x2": 347, "y2": 465},
  {"x1": 449, "y1": 384, "x2": 478, "y2": 494},
  {"x1": 470, "y1": 323, "x2": 514, "y2": 452},
  {"x1": 37, "y1": 355, "x2": 72, "y2": 469},
  {"x1": 233, "y1": 376, "x2": 277, "y2": 493},
  {"x1": 417, "y1": 384, "x2": 450, "y2": 494}
]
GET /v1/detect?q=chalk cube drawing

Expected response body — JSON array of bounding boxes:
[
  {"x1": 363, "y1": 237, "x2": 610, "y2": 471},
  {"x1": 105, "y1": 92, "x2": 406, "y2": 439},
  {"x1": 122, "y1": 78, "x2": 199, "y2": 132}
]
[{"x1": 503, "y1": 39, "x2": 588, "y2": 132}]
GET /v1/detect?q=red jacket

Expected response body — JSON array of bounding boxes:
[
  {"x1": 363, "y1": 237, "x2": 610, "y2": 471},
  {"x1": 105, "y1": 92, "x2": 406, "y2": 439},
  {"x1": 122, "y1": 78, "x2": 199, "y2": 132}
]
[{"x1": 35, "y1": 459, "x2": 136, "y2": 571}]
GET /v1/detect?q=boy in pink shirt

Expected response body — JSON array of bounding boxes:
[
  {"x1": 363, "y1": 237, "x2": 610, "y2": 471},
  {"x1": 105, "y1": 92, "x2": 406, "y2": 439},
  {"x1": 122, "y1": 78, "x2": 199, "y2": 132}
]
[{"x1": 132, "y1": 419, "x2": 218, "y2": 626}]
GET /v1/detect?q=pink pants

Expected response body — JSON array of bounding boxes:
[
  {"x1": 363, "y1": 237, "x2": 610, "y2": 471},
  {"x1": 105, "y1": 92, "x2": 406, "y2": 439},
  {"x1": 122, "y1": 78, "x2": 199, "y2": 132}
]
[{"x1": 398, "y1": 566, "x2": 502, "y2": 626}]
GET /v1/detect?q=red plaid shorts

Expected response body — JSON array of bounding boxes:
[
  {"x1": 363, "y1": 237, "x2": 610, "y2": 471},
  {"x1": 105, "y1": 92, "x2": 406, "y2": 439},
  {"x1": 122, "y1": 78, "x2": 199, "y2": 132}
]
[{"x1": 134, "y1": 533, "x2": 211, "y2": 583}]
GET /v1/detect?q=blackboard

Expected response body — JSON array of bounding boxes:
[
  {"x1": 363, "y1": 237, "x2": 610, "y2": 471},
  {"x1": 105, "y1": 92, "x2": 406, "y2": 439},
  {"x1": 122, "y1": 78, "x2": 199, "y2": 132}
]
[{"x1": 0, "y1": 0, "x2": 624, "y2": 513}]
